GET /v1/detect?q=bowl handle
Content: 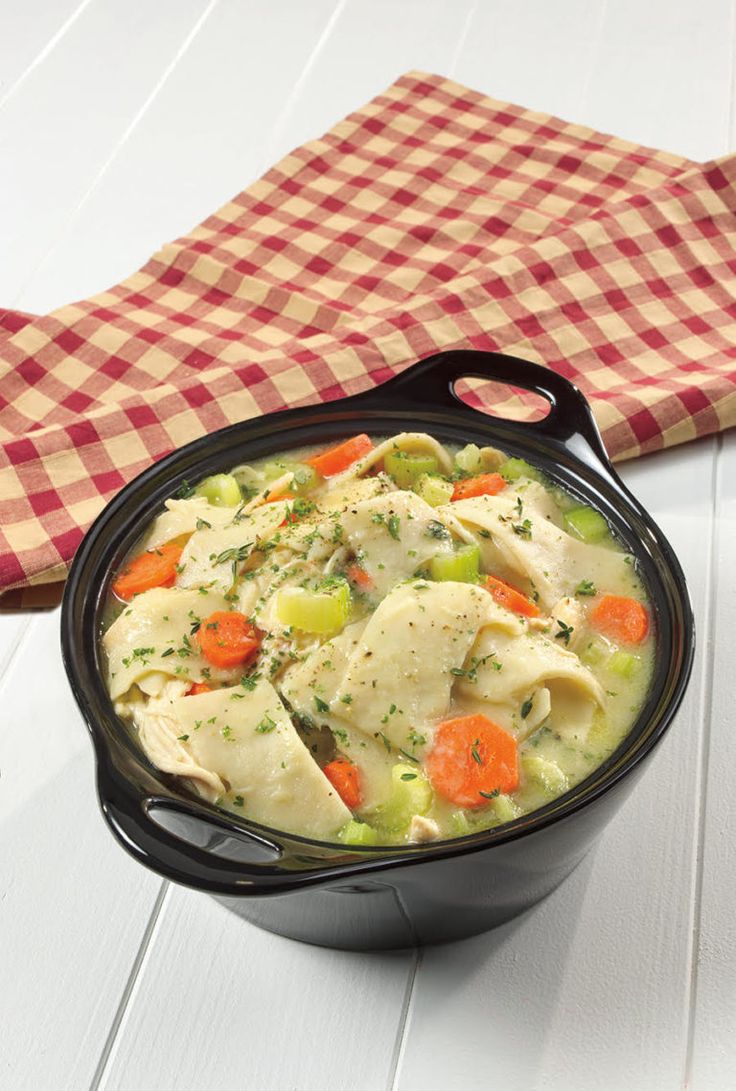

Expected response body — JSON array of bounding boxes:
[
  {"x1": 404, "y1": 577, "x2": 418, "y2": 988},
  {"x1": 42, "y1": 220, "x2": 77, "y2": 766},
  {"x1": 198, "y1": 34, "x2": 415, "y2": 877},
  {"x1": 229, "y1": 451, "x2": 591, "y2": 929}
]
[
  {"x1": 359, "y1": 349, "x2": 616, "y2": 479},
  {"x1": 97, "y1": 753, "x2": 392, "y2": 896}
]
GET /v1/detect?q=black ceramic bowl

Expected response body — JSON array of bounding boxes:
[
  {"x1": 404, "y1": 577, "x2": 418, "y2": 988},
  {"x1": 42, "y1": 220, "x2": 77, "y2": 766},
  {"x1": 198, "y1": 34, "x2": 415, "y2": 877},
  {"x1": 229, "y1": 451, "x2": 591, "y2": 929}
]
[{"x1": 61, "y1": 350, "x2": 695, "y2": 950}]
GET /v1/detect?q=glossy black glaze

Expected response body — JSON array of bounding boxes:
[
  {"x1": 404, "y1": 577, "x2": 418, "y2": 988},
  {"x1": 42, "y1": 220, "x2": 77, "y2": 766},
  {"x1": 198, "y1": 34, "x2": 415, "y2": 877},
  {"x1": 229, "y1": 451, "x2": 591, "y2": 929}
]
[{"x1": 61, "y1": 350, "x2": 695, "y2": 950}]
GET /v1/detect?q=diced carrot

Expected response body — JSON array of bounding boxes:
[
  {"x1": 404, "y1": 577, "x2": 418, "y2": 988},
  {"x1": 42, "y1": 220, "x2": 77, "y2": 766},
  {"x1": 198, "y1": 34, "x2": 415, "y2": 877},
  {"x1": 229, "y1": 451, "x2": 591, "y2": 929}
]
[
  {"x1": 323, "y1": 758, "x2": 362, "y2": 810},
  {"x1": 484, "y1": 575, "x2": 541, "y2": 618},
  {"x1": 112, "y1": 542, "x2": 183, "y2": 601},
  {"x1": 305, "y1": 434, "x2": 373, "y2": 477},
  {"x1": 345, "y1": 563, "x2": 374, "y2": 592},
  {"x1": 451, "y1": 473, "x2": 507, "y2": 501},
  {"x1": 590, "y1": 594, "x2": 649, "y2": 644},
  {"x1": 196, "y1": 611, "x2": 262, "y2": 669},
  {"x1": 186, "y1": 682, "x2": 213, "y2": 696},
  {"x1": 268, "y1": 491, "x2": 296, "y2": 503},
  {"x1": 426, "y1": 714, "x2": 519, "y2": 808}
]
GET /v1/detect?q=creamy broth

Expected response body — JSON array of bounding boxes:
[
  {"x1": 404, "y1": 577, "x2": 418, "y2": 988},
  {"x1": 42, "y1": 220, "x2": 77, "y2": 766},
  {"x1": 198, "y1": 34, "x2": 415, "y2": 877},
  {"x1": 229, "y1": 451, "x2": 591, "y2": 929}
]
[{"x1": 102, "y1": 433, "x2": 654, "y2": 846}]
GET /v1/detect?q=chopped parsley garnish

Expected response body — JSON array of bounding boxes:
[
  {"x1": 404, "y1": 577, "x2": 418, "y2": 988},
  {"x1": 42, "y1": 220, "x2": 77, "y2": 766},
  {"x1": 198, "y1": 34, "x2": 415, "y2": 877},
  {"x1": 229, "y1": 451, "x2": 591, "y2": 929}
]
[
  {"x1": 255, "y1": 715, "x2": 277, "y2": 733},
  {"x1": 479, "y1": 788, "x2": 500, "y2": 800},
  {"x1": 520, "y1": 698, "x2": 533, "y2": 719},
  {"x1": 426, "y1": 519, "x2": 450, "y2": 540},
  {"x1": 177, "y1": 734, "x2": 189, "y2": 742},
  {"x1": 340, "y1": 693, "x2": 353, "y2": 705},
  {"x1": 314, "y1": 695, "x2": 330, "y2": 714},
  {"x1": 232, "y1": 795, "x2": 244, "y2": 807},
  {"x1": 575, "y1": 579, "x2": 596, "y2": 597},
  {"x1": 195, "y1": 517, "x2": 212, "y2": 530},
  {"x1": 511, "y1": 518, "x2": 533, "y2": 540},
  {"x1": 161, "y1": 647, "x2": 175, "y2": 658},
  {"x1": 471, "y1": 740, "x2": 483, "y2": 765},
  {"x1": 555, "y1": 619, "x2": 574, "y2": 645},
  {"x1": 387, "y1": 514, "x2": 401, "y2": 540},
  {"x1": 174, "y1": 480, "x2": 195, "y2": 499},
  {"x1": 400, "y1": 772, "x2": 417, "y2": 781}
]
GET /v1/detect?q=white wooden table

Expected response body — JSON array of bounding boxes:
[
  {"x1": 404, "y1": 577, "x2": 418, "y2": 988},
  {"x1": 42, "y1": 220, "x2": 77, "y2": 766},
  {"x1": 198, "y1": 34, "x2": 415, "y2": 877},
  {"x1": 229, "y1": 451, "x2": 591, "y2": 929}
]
[{"x1": 1, "y1": 3, "x2": 734, "y2": 1088}]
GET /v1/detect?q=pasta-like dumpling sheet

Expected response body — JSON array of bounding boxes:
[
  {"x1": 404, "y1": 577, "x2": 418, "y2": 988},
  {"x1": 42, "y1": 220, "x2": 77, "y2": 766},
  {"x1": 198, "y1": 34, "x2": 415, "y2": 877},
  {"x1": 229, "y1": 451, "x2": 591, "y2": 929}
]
[
  {"x1": 141, "y1": 497, "x2": 235, "y2": 552},
  {"x1": 331, "y1": 432, "x2": 454, "y2": 482},
  {"x1": 457, "y1": 625, "x2": 605, "y2": 743},
  {"x1": 171, "y1": 679, "x2": 351, "y2": 838},
  {"x1": 104, "y1": 587, "x2": 238, "y2": 699},
  {"x1": 280, "y1": 622, "x2": 397, "y2": 809},
  {"x1": 119, "y1": 679, "x2": 225, "y2": 801},
  {"x1": 442, "y1": 483, "x2": 628, "y2": 610},
  {"x1": 333, "y1": 581, "x2": 518, "y2": 750},
  {"x1": 176, "y1": 502, "x2": 289, "y2": 593},
  {"x1": 323, "y1": 490, "x2": 454, "y2": 598}
]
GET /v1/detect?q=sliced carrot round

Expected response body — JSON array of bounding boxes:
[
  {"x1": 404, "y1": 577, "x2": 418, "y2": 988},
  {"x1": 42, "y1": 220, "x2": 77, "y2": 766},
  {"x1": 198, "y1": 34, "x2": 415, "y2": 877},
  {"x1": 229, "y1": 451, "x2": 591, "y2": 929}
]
[
  {"x1": 196, "y1": 611, "x2": 262, "y2": 669},
  {"x1": 426, "y1": 714, "x2": 519, "y2": 808},
  {"x1": 323, "y1": 758, "x2": 362, "y2": 810},
  {"x1": 305, "y1": 434, "x2": 373, "y2": 477},
  {"x1": 451, "y1": 473, "x2": 507, "y2": 501},
  {"x1": 590, "y1": 594, "x2": 649, "y2": 644},
  {"x1": 112, "y1": 542, "x2": 183, "y2": 601},
  {"x1": 484, "y1": 575, "x2": 540, "y2": 618}
]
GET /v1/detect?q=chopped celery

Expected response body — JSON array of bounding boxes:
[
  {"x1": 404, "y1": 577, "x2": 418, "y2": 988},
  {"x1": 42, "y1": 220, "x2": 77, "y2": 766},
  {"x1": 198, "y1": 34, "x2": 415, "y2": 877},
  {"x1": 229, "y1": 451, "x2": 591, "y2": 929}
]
[
  {"x1": 430, "y1": 543, "x2": 480, "y2": 583},
  {"x1": 262, "y1": 459, "x2": 319, "y2": 495},
  {"x1": 376, "y1": 763, "x2": 433, "y2": 833},
  {"x1": 564, "y1": 505, "x2": 609, "y2": 543},
  {"x1": 454, "y1": 443, "x2": 483, "y2": 474},
  {"x1": 490, "y1": 793, "x2": 523, "y2": 824},
  {"x1": 497, "y1": 457, "x2": 546, "y2": 484},
  {"x1": 580, "y1": 639, "x2": 609, "y2": 667},
  {"x1": 194, "y1": 473, "x2": 242, "y2": 507},
  {"x1": 522, "y1": 754, "x2": 568, "y2": 795},
  {"x1": 276, "y1": 579, "x2": 351, "y2": 634},
  {"x1": 608, "y1": 650, "x2": 640, "y2": 678},
  {"x1": 414, "y1": 474, "x2": 454, "y2": 508},
  {"x1": 384, "y1": 449, "x2": 439, "y2": 488},
  {"x1": 449, "y1": 809, "x2": 472, "y2": 837},
  {"x1": 340, "y1": 819, "x2": 379, "y2": 846}
]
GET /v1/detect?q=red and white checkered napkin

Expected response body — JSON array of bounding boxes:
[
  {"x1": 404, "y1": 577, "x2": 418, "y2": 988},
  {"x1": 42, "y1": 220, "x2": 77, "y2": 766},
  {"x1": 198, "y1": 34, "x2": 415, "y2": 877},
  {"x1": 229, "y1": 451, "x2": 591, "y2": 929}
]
[{"x1": 1, "y1": 71, "x2": 735, "y2": 604}]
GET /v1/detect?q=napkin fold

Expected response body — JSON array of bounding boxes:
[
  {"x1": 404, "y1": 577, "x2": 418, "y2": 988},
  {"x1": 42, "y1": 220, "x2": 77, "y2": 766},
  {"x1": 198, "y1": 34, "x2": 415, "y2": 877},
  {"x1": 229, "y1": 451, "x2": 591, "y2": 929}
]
[{"x1": 1, "y1": 71, "x2": 735, "y2": 602}]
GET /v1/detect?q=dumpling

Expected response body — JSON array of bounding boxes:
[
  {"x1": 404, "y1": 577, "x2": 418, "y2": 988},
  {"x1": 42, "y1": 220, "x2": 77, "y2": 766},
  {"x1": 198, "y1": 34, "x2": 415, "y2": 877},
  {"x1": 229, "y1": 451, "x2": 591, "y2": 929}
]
[
  {"x1": 104, "y1": 587, "x2": 240, "y2": 699},
  {"x1": 320, "y1": 490, "x2": 455, "y2": 598},
  {"x1": 456, "y1": 624, "x2": 605, "y2": 743},
  {"x1": 331, "y1": 432, "x2": 454, "y2": 481},
  {"x1": 170, "y1": 678, "x2": 351, "y2": 838},
  {"x1": 331, "y1": 581, "x2": 518, "y2": 751},
  {"x1": 176, "y1": 501, "x2": 289, "y2": 594},
  {"x1": 141, "y1": 497, "x2": 235, "y2": 551},
  {"x1": 443, "y1": 482, "x2": 628, "y2": 610},
  {"x1": 279, "y1": 621, "x2": 397, "y2": 809}
]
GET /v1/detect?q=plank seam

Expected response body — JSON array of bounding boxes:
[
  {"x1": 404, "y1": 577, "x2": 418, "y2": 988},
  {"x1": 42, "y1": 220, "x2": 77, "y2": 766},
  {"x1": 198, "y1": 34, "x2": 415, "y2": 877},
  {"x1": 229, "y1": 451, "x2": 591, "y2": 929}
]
[
  {"x1": 256, "y1": 0, "x2": 348, "y2": 177},
  {"x1": 88, "y1": 880, "x2": 170, "y2": 1091},
  {"x1": 0, "y1": 616, "x2": 34, "y2": 694},
  {"x1": 683, "y1": 431, "x2": 722, "y2": 1089},
  {"x1": 0, "y1": 0, "x2": 97, "y2": 114},
  {"x1": 387, "y1": 947, "x2": 422, "y2": 1091}
]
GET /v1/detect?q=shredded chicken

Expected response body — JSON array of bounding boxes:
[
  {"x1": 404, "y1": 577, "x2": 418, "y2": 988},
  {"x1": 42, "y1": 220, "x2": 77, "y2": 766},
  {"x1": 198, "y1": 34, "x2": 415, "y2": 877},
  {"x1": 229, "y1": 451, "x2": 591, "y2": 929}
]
[{"x1": 408, "y1": 815, "x2": 440, "y2": 843}]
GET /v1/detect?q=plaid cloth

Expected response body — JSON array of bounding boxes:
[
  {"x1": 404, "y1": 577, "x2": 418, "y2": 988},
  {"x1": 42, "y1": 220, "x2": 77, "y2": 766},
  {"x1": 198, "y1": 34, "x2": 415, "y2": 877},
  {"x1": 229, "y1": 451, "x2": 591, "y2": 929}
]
[{"x1": 2, "y1": 71, "x2": 735, "y2": 604}]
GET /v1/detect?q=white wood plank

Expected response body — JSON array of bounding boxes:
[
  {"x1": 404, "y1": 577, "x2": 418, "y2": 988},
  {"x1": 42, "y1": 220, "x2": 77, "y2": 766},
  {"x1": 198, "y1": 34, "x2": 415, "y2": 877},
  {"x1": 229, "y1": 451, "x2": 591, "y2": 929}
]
[
  {"x1": 98, "y1": 886, "x2": 415, "y2": 1091},
  {"x1": 0, "y1": 609, "x2": 164, "y2": 1091},
  {"x1": 14, "y1": 0, "x2": 344, "y2": 314},
  {"x1": 0, "y1": 612, "x2": 30, "y2": 682},
  {"x1": 395, "y1": 440, "x2": 716, "y2": 1091},
  {"x1": 0, "y1": 0, "x2": 90, "y2": 106},
  {"x1": 581, "y1": 0, "x2": 734, "y2": 160},
  {"x1": 0, "y1": 0, "x2": 214, "y2": 306},
  {"x1": 689, "y1": 431, "x2": 736, "y2": 1090},
  {"x1": 450, "y1": 0, "x2": 608, "y2": 126},
  {"x1": 14, "y1": 0, "x2": 480, "y2": 316}
]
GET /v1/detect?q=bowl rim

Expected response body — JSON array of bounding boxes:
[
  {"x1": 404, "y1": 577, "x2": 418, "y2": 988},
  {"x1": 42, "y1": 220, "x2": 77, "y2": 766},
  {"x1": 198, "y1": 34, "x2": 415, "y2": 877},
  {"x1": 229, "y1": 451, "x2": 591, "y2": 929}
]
[{"x1": 60, "y1": 350, "x2": 696, "y2": 891}]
